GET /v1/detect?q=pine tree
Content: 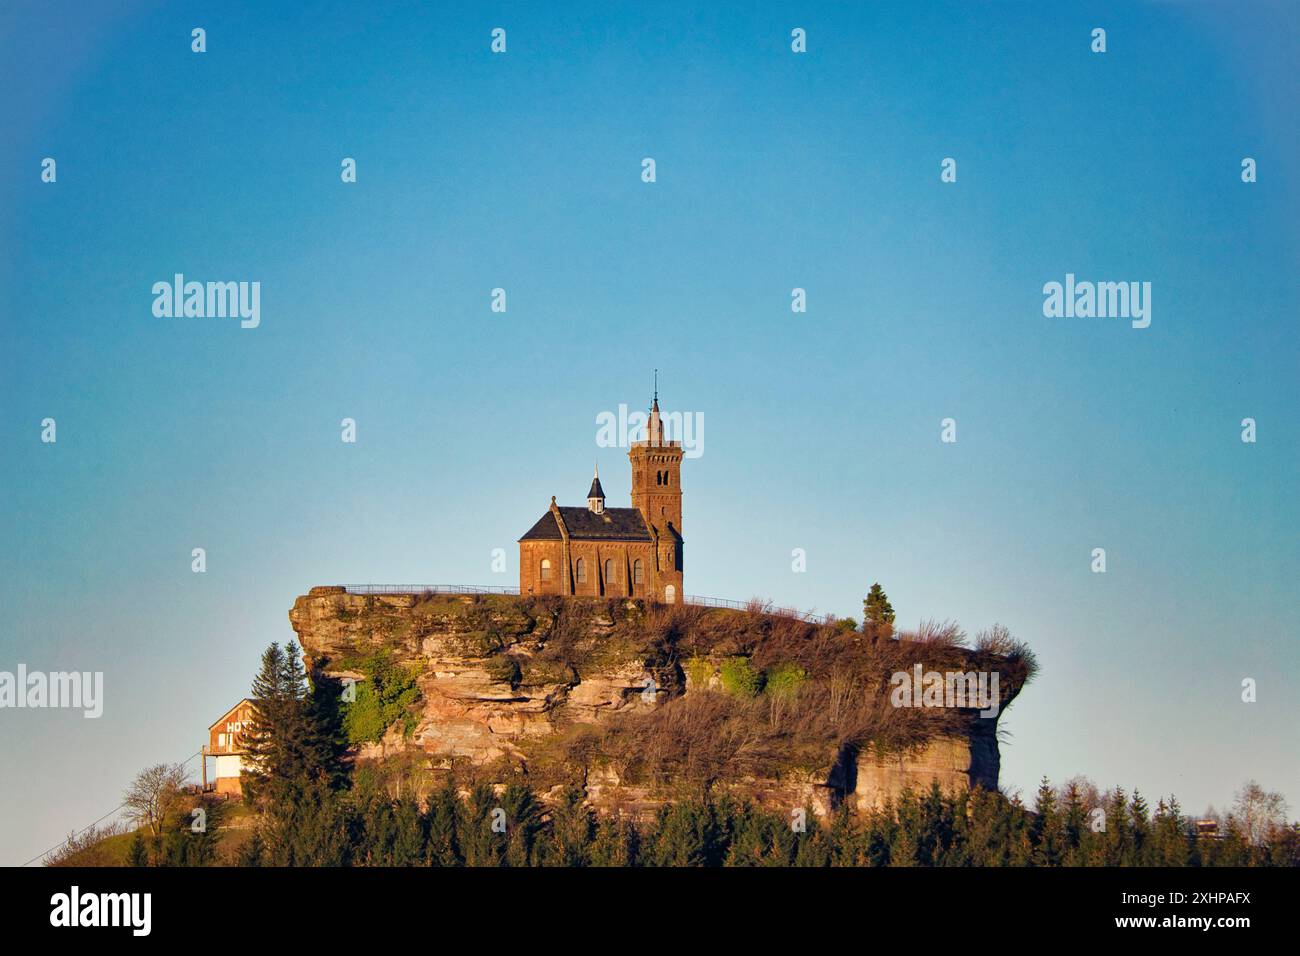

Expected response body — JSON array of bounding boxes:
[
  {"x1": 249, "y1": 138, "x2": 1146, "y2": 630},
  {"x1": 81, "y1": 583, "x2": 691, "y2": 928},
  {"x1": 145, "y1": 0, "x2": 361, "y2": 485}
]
[
  {"x1": 546, "y1": 787, "x2": 594, "y2": 867},
  {"x1": 793, "y1": 812, "x2": 832, "y2": 867},
  {"x1": 236, "y1": 831, "x2": 264, "y2": 867},
  {"x1": 861, "y1": 583, "x2": 896, "y2": 644},
  {"x1": 1129, "y1": 790, "x2": 1152, "y2": 865},
  {"x1": 590, "y1": 812, "x2": 638, "y2": 867},
  {"x1": 501, "y1": 784, "x2": 544, "y2": 867},
  {"x1": 459, "y1": 784, "x2": 505, "y2": 867},
  {"x1": 1029, "y1": 777, "x2": 1065, "y2": 866},
  {"x1": 1060, "y1": 780, "x2": 1088, "y2": 865},
  {"x1": 424, "y1": 781, "x2": 461, "y2": 866},
  {"x1": 1152, "y1": 798, "x2": 1191, "y2": 867},
  {"x1": 389, "y1": 797, "x2": 426, "y2": 866},
  {"x1": 646, "y1": 800, "x2": 719, "y2": 866},
  {"x1": 127, "y1": 831, "x2": 149, "y2": 867},
  {"x1": 863, "y1": 583, "x2": 896, "y2": 630},
  {"x1": 241, "y1": 642, "x2": 349, "y2": 865}
]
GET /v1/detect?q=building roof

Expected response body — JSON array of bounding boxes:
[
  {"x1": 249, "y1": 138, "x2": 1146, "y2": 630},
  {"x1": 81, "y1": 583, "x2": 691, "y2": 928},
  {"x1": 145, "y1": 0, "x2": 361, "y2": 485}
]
[
  {"x1": 207, "y1": 697, "x2": 257, "y2": 730},
  {"x1": 519, "y1": 506, "x2": 652, "y2": 542},
  {"x1": 587, "y1": 475, "x2": 605, "y2": 500}
]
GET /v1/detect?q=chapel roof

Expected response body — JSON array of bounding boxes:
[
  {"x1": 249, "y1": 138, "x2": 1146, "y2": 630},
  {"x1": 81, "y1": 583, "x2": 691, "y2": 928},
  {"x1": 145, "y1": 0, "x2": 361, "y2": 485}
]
[{"x1": 519, "y1": 506, "x2": 652, "y2": 542}]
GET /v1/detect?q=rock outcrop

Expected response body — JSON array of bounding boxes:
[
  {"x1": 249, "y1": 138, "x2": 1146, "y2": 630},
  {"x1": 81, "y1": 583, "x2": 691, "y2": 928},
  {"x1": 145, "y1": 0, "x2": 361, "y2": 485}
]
[{"x1": 289, "y1": 587, "x2": 1026, "y2": 816}]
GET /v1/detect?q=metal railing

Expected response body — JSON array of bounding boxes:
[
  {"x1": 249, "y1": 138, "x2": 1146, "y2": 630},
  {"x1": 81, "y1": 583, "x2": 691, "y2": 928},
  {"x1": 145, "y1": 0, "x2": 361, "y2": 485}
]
[
  {"x1": 338, "y1": 585, "x2": 822, "y2": 621},
  {"x1": 341, "y1": 584, "x2": 520, "y2": 596}
]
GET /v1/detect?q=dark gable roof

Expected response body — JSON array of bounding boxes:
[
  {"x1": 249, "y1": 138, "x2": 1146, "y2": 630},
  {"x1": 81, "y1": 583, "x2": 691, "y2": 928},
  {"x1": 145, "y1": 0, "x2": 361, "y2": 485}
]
[{"x1": 519, "y1": 506, "x2": 651, "y2": 542}]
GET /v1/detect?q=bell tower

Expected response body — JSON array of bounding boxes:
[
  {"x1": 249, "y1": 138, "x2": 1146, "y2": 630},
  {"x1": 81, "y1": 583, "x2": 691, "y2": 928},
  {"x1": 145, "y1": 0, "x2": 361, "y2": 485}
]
[{"x1": 629, "y1": 374, "x2": 684, "y2": 599}]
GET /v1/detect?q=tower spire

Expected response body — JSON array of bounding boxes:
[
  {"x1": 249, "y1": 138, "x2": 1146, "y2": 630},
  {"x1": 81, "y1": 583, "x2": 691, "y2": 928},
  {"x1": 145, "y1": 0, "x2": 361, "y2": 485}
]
[{"x1": 587, "y1": 461, "x2": 606, "y2": 514}]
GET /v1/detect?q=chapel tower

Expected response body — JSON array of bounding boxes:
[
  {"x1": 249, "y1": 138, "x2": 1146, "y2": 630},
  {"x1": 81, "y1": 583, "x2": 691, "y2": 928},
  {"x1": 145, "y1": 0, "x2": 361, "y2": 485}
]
[{"x1": 628, "y1": 380, "x2": 684, "y2": 600}]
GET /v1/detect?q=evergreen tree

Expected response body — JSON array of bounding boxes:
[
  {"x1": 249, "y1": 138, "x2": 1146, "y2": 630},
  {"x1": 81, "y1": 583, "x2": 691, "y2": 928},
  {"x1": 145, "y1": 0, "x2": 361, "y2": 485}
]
[
  {"x1": 236, "y1": 831, "x2": 264, "y2": 867},
  {"x1": 645, "y1": 800, "x2": 720, "y2": 866},
  {"x1": 389, "y1": 797, "x2": 427, "y2": 866},
  {"x1": 501, "y1": 784, "x2": 545, "y2": 867},
  {"x1": 793, "y1": 811, "x2": 832, "y2": 867},
  {"x1": 459, "y1": 784, "x2": 505, "y2": 867},
  {"x1": 546, "y1": 787, "x2": 594, "y2": 867},
  {"x1": 127, "y1": 831, "x2": 149, "y2": 867},
  {"x1": 1152, "y1": 798, "x2": 1191, "y2": 867},
  {"x1": 1029, "y1": 777, "x2": 1065, "y2": 866},
  {"x1": 1059, "y1": 781, "x2": 1088, "y2": 865},
  {"x1": 424, "y1": 781, "x2": 462, "y2": 866},
  {"x1": 160, "y1": 809, "x2": 219, "y2": 867},
  {"x1": 863, "y1": 582, "x2": 894, "y2": 629},
  {"x1": 827, "y1": 806, "x2": 861, "y2": 866},
  {"x1": 1129, "y1": 790, "x2": 1152, "y2": 865},
  {"x1": 241, "y1": 642, "x2": 349, "y2": 865},
  {"x1": 590, "y1": 812, "x2": 638, "y2": 867}
]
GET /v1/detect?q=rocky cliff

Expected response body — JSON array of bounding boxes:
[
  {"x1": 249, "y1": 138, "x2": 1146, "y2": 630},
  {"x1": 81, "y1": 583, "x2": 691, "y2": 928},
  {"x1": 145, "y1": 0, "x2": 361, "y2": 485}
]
[{"x1": 289, "y1": 587, "x2": 1032, "y2": 816}]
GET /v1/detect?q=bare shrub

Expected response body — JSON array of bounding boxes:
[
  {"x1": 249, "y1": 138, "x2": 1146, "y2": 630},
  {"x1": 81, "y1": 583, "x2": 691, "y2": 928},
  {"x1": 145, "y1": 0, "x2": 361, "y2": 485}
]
[{"x1": 44, "y1": 820, "x2": 128, "y2": 867}]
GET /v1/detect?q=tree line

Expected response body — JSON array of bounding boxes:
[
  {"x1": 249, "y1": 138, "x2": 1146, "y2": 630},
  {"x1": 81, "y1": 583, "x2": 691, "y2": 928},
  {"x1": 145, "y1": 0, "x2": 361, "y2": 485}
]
[{"x1": 87, "y1": 637, "x2": 1295, "y2": 867}]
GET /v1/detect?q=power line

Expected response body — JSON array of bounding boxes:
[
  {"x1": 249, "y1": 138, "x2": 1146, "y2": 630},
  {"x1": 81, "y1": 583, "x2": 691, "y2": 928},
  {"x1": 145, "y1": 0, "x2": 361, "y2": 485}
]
[{"x1": 19, "y1": 749, "x2": 204, "y2": 867}]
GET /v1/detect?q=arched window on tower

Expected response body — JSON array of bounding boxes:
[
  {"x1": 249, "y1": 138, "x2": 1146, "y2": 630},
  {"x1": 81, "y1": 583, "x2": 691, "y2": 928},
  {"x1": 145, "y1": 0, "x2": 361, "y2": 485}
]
[
  {"x1": 575, "y1": 558, "x2": 586, "y2": 584},
  {"x1": 540, "y1": 558, "x2": 552, "y2": 581},
  {"x1": 633, "y1": 559, "x2": 644, "y2": 585}
]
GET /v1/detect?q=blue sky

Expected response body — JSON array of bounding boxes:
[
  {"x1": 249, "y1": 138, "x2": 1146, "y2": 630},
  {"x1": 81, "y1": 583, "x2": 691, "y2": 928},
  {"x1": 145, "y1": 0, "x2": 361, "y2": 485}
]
[{"x1": 1, "y1": 0, "x2": 1297, "y2": 864}]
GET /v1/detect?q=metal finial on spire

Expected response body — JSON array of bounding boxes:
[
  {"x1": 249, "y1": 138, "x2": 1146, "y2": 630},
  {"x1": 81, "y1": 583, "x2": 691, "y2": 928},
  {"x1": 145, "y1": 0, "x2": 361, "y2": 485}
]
[{"x1": 654, "y1": 368, "x2": 658, "y2": 404}]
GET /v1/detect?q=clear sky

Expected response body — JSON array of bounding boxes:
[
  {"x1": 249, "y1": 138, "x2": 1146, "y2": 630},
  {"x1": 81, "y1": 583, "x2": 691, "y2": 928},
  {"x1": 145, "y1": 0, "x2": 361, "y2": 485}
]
[{"x1": 1, "y1": 1, "x2": 1296, "y2": 864}]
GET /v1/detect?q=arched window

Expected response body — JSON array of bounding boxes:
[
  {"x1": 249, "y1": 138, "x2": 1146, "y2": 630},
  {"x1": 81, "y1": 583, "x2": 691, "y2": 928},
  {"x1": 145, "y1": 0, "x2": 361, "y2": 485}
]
[
  {"x1": 604, "y1": 559, "x2": 615, "y2": 584},
  {"x1": 575, "y1": 558, "x2": 587, "y2": 583},
  {"x1": 540, "y1": 558, "x2": 552, "y2": 581},
  {"x1": 633, "y1": 559, "x2": 644, "y2": 585}
]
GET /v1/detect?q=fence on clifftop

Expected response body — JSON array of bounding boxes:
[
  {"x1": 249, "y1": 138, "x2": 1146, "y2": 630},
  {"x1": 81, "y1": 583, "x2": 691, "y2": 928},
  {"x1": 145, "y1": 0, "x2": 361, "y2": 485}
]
[{"x1": 338, "y1": 585, "x2": 824, "y2": 622}]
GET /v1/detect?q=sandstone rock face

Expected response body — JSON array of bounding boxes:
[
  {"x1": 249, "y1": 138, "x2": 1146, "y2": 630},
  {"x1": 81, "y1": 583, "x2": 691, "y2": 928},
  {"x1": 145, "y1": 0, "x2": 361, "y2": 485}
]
[
  {"x1": 289, "y1": 589, "x2": 1013, "y2": 813},
  {"x1": 853, "y1": 730, "x2": 998, "y2": 812},
  {"x1": 289, "y1": 590, "x2": 661, "y2": 767}
]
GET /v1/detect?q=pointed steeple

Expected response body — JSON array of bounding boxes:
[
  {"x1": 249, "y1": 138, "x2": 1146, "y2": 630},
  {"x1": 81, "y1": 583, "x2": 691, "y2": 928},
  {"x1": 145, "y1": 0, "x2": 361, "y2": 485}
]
[
  {"x1": 648, "y1": 369, "x2": 663, "y2": 446},
  {"x1": 587, "y1": 462, "x2": 606, "y2": 514}
]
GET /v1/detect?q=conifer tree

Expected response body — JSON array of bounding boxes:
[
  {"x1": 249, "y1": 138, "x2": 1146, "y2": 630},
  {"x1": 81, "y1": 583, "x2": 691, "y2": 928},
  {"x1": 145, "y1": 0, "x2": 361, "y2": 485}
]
[
  {"x1": 646, "y1": 800, "x2": 720, "y2": 866},
  {"x1": 1059, "y1": 781, "x2": 1088, "y2": 865},
  {"x1": 863, "y1": 583, "x2": 896, "y2": 636},
  {"x1": 459, "y1": 784, "x2": 505, "y2": 867},
  {"x1": 389, "y1": 797, "x2": 427, "y2": 866},
  {"x1": 127, "y1": 831, "x2": 149, "y2": 867},
  {"x1": 240, "y1": 641, "x2": 349, "y2": 865},
  {"x1": 424, "y1": 781, "x2": 462, "y2": 866},
  {"x1": 546, "y1": 787, "x2": 594, "y2": 867},
  {"x1": 1129, "y1": 790, "x2": 1152, "y2": 865},
  {"x1": 793, "y1": 811, "x2": 832, "y2": 867},
  {"x1": 501, "y1": 784, "x2": 544, "y2": 867},
  {"x1": 236, "y1": 831, "x2": 264, "y2": 867},
  {"x1": 590, "y1": 812, "x2": 638, "y2": 867},
  {"x1": 1029, "y1": 777, "x2": 1065, "y2": 866}
]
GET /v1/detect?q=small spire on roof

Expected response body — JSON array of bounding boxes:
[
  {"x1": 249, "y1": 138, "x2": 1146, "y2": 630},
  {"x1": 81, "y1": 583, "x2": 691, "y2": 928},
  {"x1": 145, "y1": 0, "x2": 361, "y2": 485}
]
[{"x1": 587, "y1": 463, "x2": 606, "y2": 513}]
